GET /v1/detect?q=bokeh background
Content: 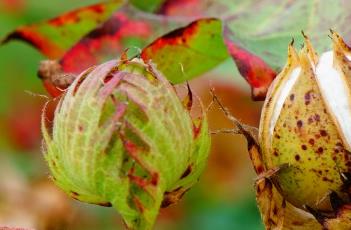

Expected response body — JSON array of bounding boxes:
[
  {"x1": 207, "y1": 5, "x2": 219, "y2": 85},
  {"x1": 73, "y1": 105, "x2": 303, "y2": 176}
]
[{"x1": 0, "y1": 1, "x2": 264, "y2": 229}]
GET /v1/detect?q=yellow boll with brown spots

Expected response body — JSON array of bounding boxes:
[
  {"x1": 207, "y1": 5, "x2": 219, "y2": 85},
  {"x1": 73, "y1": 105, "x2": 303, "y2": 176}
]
[{"x1": 259, "y1": 31, "x2": 351, "y2": 213}]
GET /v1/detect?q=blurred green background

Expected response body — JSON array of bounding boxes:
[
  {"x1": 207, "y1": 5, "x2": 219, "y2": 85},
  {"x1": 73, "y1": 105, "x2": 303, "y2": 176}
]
[{"x1": 0, "y1": 1, "x2": 263, "y2": 229}]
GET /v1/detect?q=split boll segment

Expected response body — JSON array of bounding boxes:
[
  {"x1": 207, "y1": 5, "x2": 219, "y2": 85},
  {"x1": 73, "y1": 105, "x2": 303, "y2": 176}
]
[
  {"x1": 258, "y1": 31, "x2": 351, "y2": 228},
  {"x1": 42, "y1": 58, "x2": 210, "y2": 230}
]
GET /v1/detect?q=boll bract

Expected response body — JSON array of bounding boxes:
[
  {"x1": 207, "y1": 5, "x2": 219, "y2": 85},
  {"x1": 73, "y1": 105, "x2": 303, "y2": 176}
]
[
  {"x1": 254, "y1": 31, "x2": 351, "y2": 229},
  {"x1": 42, "y1": 58, "x2": 210, "y2": 230}
]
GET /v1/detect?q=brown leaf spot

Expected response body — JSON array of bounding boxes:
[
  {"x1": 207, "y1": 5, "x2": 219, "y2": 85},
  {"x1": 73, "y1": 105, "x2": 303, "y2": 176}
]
[
  {"x1": 150, "y1": 172, "x2": 159, "y2": 186},
  {"x1": 180, "y1": 165, "x2": 192, "y2": 179},
  {"x1": 128, "y1": 173, "x2": 148, "y2": 188},
  {"x1": 161, "y1": 187, "x2": 188, "y2": 208},
  {"x1": 192, "y1": 119, "x2": 202, "y2": 138},
  {"x1": 71, "y1": 191, "x2": 79, "y2": 199},
  {"x1": 96, "y1": 202, "x2": 112, "y2": 207},
  {"x1": 133, "y1": 196, "x2": 145, "y2": 213}
]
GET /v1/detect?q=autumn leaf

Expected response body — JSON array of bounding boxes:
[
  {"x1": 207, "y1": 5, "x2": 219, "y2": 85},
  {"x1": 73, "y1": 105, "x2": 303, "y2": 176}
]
[
  {"x1": 141, "y1": 18, "x2": 228, "y2": 84},
  {"x1": 151, "y1": 0, "x2": 351, "y2": 99},
  {"x1": 157, "y1": 0, "x2": 201, "y2": 17},
  {"x1": 59, "y1": 5, "x2": 181, "y2": 74},
  {"x1": 1, "y1": 0, "x2": 124, "y2": 59},
  {"x1": 224, "y1": 37, "x2": 276, "y2": 100},
  {"x1": 60, "y1": 11, "x2": 151, "y2": 73},
  {"x1": 2, "y1": 1, "x2": 271, "y2": 99},
  {"x1": 0, "y1": 0, "x2": 26, "y2": 14},
  {"x1": 42, "y1": 17, "x2": 228, "y2": 97},
  {"x1": 131, "y1": 0, "x2": 227, "y2": 18},
  {"x1": 6, "y1": 1, "x2": 351, "y2": 100}
]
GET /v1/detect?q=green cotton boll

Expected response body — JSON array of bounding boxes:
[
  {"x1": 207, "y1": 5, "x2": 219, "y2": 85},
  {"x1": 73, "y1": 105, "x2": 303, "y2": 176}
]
[{"x1": 42, "y1": 58, "x2": 210, "y2": 230}]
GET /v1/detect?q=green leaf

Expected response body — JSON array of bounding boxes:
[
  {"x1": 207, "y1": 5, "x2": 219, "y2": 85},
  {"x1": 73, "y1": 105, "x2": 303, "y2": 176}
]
[
  {"x1": 129, "y1": 0, "x2": 166, "y2": 12},
  {"x1": 2, "y1": 0, "x2": 124, "y2": 59},
  {"x1": 141, "y1": 18, "x2": 229, "y2": 84},
  {"x1": 223, "y1": 0, "x2": 351, "y2": 70}
]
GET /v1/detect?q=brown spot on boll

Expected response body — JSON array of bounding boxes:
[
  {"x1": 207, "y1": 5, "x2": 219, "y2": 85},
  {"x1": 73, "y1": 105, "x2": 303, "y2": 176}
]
[
  {"x1": 314, "y1": 114, "x2": 320, "y2": 122},
  {"x1": 295, "y1": 154, "x2": 301, "y2": 161},
  {"x1": 290, "y1": 94, "x2": 295, "y2": 101},
  {"x1": 273, "y1": 206, "x2": 278, "y2": 215},
  {"x1": 304, "y1": 92, "x2": 311, "y2": 105},
  {"x1": 301, "y1": 145, "x2": 307, "y2": 150},
  {"x1": 322, "y1": 177, "x2": 334, "y2": 183},
  {"x1": 308, "y1": 139, "x2": 315, "y2": 145},
  {"x1": 320, "y1": 130, "x2": 328, "y2": 137},
  {"x1": 317, "y1": 147, "x2": 324, "y2": 154},
  {"x1": 297, "y1": 120, "x2": 303, "y2": 128},
  {"x1": 308, "y1": 117, "x2": 314, "y2": 124},
  {"x1": 257, "y1": 165, "x2": 264, "y2": 174}
]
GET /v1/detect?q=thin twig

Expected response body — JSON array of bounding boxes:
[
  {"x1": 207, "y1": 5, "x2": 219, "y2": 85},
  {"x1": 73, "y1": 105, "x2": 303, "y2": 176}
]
[
  {"x1": 209, "y1": 87, "x2": 259, "y2": 141},
  {"x1": 211, "y1": 128, "x2": 240, "y2": 135}
]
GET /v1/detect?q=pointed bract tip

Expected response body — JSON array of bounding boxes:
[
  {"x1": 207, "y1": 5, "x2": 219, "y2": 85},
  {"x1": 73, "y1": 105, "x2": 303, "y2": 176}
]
[
  {"x1": 286, "y1": 41, "x2": 299, "y2": 65},
  {"x1": 120, "y1": 48, "x2": 130, "y2": 63},
  {"x1": 330, "y1": 30, "x2": 351, "y2": 54},
  {"x1": 300, "y1": 32, "x2": 318, "y2": 65},
  {"x1": 290, "y1": 37, "x2": 295, "y2": 46}
]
